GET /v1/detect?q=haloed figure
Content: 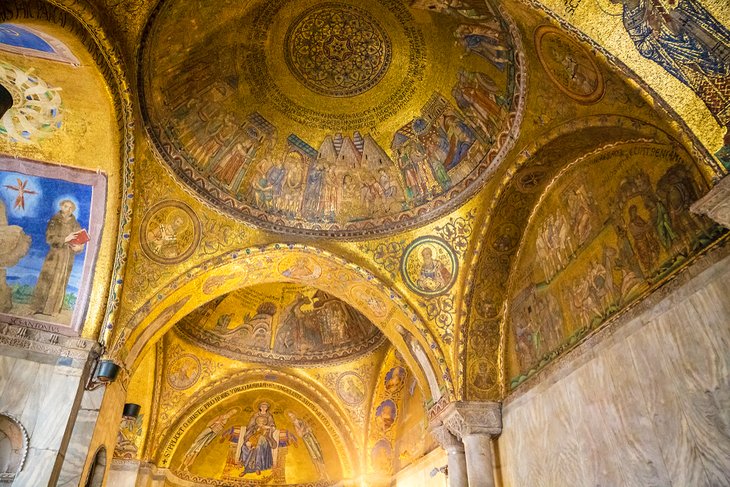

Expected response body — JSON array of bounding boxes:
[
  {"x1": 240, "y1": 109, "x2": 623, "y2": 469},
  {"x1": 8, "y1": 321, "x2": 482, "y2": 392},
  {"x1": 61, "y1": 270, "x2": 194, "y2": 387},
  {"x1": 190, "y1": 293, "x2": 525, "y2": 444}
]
[
  {"x1": 32, "y1": 199, "x2": 85, "y2": 316},
  {"x1": 181, "y1": 408, "x2": 239, "y2": 472},
  {"x1": 240, "y1": 401, "x2": 277, "y2": 476},
  {"x1": 610, "y1": 0, "x2": 730, "y2": 142},
  {"x1": 287, "y1": 412, "x2": 328, "y2": 479}
]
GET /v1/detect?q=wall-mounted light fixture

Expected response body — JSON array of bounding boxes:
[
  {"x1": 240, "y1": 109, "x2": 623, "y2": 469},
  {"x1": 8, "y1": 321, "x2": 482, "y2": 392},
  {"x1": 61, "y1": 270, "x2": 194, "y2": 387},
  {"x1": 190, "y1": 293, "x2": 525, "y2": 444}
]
[
  {"x1": 122, "y1": 403, "x2": 141, "y2": 419},
  {"x1": 86, "y1": 357, "x2": 122, "y2": 390}
]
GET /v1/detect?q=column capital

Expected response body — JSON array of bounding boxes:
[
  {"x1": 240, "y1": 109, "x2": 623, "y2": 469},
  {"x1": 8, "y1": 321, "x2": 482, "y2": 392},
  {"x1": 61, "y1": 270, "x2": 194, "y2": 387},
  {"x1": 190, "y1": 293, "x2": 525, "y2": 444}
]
[
  {"x1": 430, "y1": 424, "x2": 464, "y2": 453},
  {"x1": 435, "y1": 401, "x2": 502, "y2": 440},
  {"x1": 691, "y1": 175, "x2": 730, "y2": 228}
]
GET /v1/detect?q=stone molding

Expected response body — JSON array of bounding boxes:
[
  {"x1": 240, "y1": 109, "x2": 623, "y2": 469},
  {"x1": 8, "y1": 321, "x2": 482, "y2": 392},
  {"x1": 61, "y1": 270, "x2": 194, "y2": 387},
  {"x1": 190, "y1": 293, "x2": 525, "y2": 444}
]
[
  {"x1": 430, "y1": 424, "x2": 465, "y2": 453},
  {"x1": 692, "y1": 175, "x2": 730, "y2": 228},
  {"x1": 0, "y1": 322, "x2": 100, "y2": 363},
  {"x1": 110, "y1": 458, "x2": 142, "y2": 470},
  {"x1": 428, "y1": 395, "x2": 450, "y2": 422},
  {"x1": 435, "y1": 401, "x2": 502, "y2": 440}
]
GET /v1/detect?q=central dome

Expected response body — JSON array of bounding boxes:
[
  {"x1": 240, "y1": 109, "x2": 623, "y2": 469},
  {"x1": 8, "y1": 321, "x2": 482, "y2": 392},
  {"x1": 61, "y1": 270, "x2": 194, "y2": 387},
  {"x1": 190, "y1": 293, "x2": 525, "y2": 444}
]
[
  {"x1": 140, "y1": 0, "x2": 523, "y2": 237},
  {"x1": 284, "y1": 3, "x2": 392, "y2": 97}
]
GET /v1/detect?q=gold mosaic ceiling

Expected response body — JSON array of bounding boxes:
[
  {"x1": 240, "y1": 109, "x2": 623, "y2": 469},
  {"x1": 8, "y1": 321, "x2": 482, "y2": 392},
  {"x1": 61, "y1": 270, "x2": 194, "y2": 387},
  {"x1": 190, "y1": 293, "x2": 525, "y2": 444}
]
[{"x1": 141, "y1": 0, "x2": 523, "y2": 237}]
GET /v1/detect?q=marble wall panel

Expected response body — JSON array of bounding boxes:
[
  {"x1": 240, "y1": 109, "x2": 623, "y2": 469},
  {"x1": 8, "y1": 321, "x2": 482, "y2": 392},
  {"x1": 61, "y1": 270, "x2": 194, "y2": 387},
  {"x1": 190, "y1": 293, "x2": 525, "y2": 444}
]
[
  {"x1": 0, "y1": 353, "x2": 88, "y2": 487},
  {"x1": 12, "y1": 447, "x2": 56, "y2": 486},
  {"x1": 392, "y1": 448, "x2": 447, "y2": 487},
  {"x1": 499, "y1": 253, "x2": 730, "y2": 487}
]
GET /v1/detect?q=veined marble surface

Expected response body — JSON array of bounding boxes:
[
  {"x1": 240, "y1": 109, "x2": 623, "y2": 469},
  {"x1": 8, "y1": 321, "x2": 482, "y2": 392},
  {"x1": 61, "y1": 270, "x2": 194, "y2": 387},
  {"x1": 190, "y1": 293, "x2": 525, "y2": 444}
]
[{"x1": 498, "y1": 251, "x2": 730, "y2": 487}]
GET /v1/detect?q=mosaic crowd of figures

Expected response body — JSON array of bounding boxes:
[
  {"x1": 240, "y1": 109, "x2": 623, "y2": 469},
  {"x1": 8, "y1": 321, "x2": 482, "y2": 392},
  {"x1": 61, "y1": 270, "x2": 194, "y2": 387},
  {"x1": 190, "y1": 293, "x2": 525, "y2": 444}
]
[
  {"x1": 144, "y1": 0, "x2": 521, "y2": 234},
  {"x1": 508, "y1": 143, "x2": 723, "y2": 386},
  {"x1": 176, "y1": 284, "x2": 383, "y2": 366},
  {"x1": 165, "y1": 85, "x2": 504, "y2": 225}
]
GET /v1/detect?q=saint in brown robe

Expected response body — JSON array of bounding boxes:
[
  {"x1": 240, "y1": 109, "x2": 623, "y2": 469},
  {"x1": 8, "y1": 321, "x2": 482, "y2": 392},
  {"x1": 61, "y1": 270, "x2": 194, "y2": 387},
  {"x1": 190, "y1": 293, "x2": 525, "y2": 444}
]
[{"x1": 32, "y1": 210, "x2": 83, "y2": 316}]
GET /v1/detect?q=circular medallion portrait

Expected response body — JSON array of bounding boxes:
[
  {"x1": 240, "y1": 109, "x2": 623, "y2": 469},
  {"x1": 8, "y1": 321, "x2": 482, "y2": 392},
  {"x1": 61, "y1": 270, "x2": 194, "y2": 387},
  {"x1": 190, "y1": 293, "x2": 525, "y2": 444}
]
[
  {"x1": 401, "y1": 236, "x2": 458, "y2": 296},
  {"x1": 384, "y1": 366, "x2": 407, "y2": 394},
  {"x1": 534, "y1": 25, "x2": 604, "y2": 104},
  {"x1": 375, "y1": 399, "x2": 398, "y2": 432},
  {"x1": 336, "y1": 372, "x2": 366, "y2": 406},
  {"x1": 167, "y1": 354, "x2": 201, "y2": 390},
  {"x1": 140, "y1": 201, "x2": 201, "y2": 264}
]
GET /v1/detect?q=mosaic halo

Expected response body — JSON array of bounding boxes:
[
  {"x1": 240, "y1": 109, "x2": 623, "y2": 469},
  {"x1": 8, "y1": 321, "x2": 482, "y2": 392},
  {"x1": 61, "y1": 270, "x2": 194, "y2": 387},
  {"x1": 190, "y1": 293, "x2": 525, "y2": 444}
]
[{"x1": 400, "y1": 236, "x2": 458, "y2": 296}]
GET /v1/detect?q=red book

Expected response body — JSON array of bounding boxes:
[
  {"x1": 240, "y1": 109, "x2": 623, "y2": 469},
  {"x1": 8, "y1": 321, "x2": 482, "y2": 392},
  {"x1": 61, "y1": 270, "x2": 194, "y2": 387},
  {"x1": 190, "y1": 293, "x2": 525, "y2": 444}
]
[{"x1": 68, "y1": 229, "x2": 90, "y2": 246}]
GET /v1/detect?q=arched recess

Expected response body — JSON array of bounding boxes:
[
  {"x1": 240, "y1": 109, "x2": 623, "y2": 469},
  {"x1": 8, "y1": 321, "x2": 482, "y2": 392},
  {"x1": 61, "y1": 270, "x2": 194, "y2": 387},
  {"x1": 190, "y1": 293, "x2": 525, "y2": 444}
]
[
  {"x1": 110, "y1": 244, "x2": 453, "y2": 404},
  {"x1": 83, "y1": 446, "x2": 106, "y2": 487},
  {"x1": 155, "y1": 368, "x2": 358, "y2": 483},
  {"x1": 0, "y1": 0, "x2": 135, "y2": 341},
  {"x1": 460, "y1": 115, "x2": 724, "y2": 400},
  {"x1": 0, "y1": 413, "x2": 29, "y2": 480}
]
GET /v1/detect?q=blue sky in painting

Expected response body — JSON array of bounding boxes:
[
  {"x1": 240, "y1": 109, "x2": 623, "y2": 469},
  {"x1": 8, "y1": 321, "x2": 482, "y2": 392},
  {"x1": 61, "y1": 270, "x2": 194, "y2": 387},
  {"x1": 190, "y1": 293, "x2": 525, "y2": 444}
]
[
  {"x1": 0, "y1": 24, "x2": 55, "y2": 53},
  {"x1": 1, "y1": 171, "x2": 92, "y2": 295}
]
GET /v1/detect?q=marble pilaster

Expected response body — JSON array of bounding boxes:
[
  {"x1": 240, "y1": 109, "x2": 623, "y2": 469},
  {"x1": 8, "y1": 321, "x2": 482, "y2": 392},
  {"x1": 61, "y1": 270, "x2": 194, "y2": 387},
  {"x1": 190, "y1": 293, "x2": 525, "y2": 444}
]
[
  {"x1": 691, "y1": 175, "x2": 730, "y2": 228},
  {"x1": 56, "y1": 387, "x2": 106, "y2": 487},
  {"x1": 107, "y1": 458, "x2": 143, "y2": 487}
]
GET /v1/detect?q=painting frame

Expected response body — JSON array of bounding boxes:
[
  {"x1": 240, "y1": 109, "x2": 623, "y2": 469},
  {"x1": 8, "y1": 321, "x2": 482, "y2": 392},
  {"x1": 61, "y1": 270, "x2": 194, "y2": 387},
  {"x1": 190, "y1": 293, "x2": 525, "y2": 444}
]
[
  {"x1": 0, "y1": 156, "x2": 107, "y2": 336},
  {"x1": 0, "y1": 23, "x2": 80, "y2": 65}
]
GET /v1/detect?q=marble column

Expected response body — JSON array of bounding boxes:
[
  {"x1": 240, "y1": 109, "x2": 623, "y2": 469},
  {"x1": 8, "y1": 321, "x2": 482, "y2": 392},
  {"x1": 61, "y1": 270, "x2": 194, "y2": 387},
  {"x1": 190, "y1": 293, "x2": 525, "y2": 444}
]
[
  {"x1": 691, "y1": 175, "x2": 730, "y2": 228},
  {"x1": 438, "y1": 401, "x2": 502, "y2": 487},
  {"x1": 430, "y1": 424, "x2": 468, "y2": 487}
]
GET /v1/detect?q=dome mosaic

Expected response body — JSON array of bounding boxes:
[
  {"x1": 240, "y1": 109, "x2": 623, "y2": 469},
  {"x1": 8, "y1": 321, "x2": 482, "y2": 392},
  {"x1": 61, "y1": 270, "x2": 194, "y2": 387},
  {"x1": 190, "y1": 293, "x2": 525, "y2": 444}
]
[{"x1": 141, "y1": 0, "x2": 524, "y2": 237}]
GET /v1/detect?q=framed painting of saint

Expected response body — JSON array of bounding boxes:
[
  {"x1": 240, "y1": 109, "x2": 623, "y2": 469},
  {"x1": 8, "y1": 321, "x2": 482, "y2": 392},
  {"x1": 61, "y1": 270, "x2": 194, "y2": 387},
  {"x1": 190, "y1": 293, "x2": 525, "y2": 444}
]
[{"x1": 0, "y1": 156, "x2": 106, "y2": 335}]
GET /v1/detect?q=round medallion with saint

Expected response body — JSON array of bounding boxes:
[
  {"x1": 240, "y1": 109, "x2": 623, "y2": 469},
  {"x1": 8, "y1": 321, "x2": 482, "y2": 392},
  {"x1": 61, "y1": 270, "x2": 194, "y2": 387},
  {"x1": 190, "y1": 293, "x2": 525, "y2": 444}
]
[
  {"x1": 140, "y1": 201, "x2": 201, "y2": 265},
  {"x1": 534, "y1": 25, "x2": 604, "y2": 104},
  {"x1": 400, "y1": 236, "x2": 458, "y2": 296}
]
